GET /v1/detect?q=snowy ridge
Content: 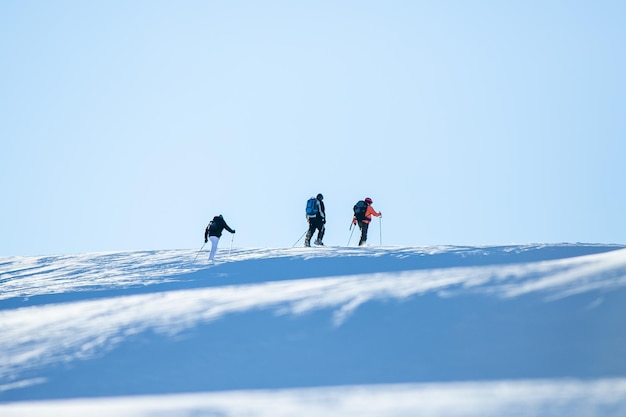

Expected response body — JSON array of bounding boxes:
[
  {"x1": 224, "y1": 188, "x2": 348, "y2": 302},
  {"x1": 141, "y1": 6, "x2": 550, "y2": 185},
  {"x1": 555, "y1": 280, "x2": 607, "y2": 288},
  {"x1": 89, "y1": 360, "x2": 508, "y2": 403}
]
[
  {"x1": 1, "y1": 244, "x2": 626, "y2": 416},
  {"x1": 2, "y1": 244, "x2": 622, "y2": 301},
  {"x1": 0, "y1": 250, "x2": 205, "y2": 301}
]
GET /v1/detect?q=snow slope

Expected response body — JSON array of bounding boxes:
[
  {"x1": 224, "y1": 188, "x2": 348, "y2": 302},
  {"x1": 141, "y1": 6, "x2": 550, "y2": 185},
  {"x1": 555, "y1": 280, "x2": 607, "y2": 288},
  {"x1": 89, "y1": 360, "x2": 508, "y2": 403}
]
[{"x1": 1, "y1": 244, "x2": 626, "y2": 416}]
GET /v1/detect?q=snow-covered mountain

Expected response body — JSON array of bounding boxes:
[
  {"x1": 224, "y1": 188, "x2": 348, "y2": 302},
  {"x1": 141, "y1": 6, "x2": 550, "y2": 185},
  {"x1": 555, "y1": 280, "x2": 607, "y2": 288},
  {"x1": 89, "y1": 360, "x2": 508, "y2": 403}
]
[{"x1": 1, "y1": 244, "x2": 626, "y2": 416}]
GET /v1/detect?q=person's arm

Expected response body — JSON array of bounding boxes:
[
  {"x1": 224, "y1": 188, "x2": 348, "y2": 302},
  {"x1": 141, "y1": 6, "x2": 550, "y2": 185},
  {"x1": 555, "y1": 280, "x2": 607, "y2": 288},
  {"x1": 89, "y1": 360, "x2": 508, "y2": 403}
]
[
  {"x1": 366, "y1": 206, "x2": 381, "y2": 218},
  {"x1": 223, "y1": 219, "x2": 236, "y2": 234}
]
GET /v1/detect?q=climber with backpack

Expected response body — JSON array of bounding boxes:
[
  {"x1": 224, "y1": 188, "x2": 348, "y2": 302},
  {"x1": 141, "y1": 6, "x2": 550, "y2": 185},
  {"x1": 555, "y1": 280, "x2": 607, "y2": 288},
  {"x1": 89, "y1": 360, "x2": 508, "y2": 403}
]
[
  {"x1": 204, "y1": 214, "x2": 236, "y2": 261},
  {"x1": 304, "y1": 193, "x2": 326, "y2": 247},
  {"x1": 353, "y1": 197, "x2": 381, "y2": 246}
]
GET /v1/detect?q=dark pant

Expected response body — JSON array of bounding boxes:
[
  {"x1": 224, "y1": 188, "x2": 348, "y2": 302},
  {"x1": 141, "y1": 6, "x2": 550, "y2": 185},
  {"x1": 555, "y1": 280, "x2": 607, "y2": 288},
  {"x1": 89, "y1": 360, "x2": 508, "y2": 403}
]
[
  {"x1": 358, "y1": 221, "x2": 370, "y2": 246},
  {"x1": 305, "y1": 217, "x2": 325, "y2": 244}
]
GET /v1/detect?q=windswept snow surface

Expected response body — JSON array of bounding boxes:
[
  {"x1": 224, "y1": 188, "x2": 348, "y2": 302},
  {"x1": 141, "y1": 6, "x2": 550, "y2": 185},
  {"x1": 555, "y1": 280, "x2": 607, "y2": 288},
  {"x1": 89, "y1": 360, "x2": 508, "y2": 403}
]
[{"x1": 1, "y1": 244, "x2": 626, "y2": 416}]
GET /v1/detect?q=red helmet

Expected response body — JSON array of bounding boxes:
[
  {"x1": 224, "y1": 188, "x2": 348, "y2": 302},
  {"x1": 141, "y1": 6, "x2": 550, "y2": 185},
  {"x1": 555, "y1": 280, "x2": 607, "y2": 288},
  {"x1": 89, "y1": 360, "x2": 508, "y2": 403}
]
[{"x1": 365, "y1": 197, "x2": 373, "y2": 204}]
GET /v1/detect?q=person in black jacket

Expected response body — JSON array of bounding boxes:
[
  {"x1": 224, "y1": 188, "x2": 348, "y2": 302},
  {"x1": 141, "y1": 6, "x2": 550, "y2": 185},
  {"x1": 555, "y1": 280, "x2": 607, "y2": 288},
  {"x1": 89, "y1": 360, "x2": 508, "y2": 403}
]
[
  {"x1": 305, "y1": 193, "x2": 325, "y2": 247},
  {"x1": 204, "y1": 215, "x2": 236, "y2": 261}
]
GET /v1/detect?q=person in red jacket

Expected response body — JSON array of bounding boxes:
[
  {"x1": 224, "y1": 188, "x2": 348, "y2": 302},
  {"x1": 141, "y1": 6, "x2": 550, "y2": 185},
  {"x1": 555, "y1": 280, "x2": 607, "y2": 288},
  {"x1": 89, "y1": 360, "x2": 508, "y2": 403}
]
[{"x1": 353, "y1": 197, "x2": 381, "y2": 246}]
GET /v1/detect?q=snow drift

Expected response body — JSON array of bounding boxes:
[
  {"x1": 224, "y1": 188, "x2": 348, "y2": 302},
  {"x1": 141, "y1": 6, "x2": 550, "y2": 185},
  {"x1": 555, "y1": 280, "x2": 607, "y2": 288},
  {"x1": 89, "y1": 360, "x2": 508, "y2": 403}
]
[{"x1": 1, "y1": 244, "x2": 626, "y2": 416}]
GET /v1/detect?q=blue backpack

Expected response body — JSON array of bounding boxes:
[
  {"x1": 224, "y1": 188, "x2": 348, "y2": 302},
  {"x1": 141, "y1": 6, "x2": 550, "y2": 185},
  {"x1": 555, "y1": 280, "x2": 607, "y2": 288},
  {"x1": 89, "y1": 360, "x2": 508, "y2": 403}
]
[{"x1": 305, "y1": 197, "x2": 319, "y2": 218}]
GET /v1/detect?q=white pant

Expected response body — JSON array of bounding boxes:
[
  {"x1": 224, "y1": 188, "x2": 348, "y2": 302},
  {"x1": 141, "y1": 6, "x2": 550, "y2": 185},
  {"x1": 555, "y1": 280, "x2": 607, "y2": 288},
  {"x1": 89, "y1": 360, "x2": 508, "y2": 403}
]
[{"x1": 208, "y1": 236, "x2": 220, "y2": 261}]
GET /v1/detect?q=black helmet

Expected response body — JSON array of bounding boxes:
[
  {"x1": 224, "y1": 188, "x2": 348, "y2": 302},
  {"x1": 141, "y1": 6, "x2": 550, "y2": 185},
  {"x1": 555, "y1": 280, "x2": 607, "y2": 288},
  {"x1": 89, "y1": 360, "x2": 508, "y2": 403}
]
[{"x1": 317, "y1": 193, "x2": 324, "y2": 201}]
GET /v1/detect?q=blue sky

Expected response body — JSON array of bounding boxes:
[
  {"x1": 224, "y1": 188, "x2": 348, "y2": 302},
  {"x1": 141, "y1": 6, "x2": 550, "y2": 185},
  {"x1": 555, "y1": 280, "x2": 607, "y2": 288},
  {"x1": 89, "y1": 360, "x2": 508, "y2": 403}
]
[{"x1": 1, "y1": 1, "x2": 625, "y2": 256}]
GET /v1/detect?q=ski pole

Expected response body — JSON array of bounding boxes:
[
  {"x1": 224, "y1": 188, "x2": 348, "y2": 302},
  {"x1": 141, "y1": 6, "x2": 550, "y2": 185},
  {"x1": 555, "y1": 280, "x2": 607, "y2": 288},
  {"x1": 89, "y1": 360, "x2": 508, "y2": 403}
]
[
  {"x1": 347, "y1": 221, "x2": 356, "y2": 246},
  {"x1": 292, "y1": 230, "x2": 307, "y2": 247},
  {"x1": 379, "y1": 216, "x2": 383, "y2": 246},
  {"x1": 193, "y1": 242, "x2": 206, "y2": 261},
  {"x1": 229, "y1": 233, "x2": 234, "y2": 258}
]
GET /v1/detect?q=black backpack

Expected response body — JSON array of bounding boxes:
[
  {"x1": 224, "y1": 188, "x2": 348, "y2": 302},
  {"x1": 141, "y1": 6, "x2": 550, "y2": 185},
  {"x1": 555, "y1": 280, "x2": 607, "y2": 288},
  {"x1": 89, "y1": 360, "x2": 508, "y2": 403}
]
[
  {"x1": 205, "y1": 217, "x2": 221, "y2": 239},
  {"x1": 353, "y1": 200, "x2": 367, "y2": 221},
  {"x1": 204, "y1": 223, "x2": 211, "y2": 241}
]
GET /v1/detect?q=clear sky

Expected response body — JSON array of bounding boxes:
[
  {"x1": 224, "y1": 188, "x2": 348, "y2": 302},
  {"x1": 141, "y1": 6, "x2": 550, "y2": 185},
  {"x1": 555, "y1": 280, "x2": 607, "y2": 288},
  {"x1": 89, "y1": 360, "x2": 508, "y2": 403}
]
[{"x1": 1, "y1": 1, "x2": 625, "y2": 256}]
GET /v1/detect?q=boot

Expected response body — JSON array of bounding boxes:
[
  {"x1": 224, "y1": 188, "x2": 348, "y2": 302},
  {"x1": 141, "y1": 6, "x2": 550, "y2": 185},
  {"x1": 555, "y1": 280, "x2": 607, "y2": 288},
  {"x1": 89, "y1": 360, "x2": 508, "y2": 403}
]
[
  {"x1": 314, "y1": 239, "x2": 324, "y2": 246},
  {"x1": 304, "y1": 238, "x2": 311, "y2": 247}
]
